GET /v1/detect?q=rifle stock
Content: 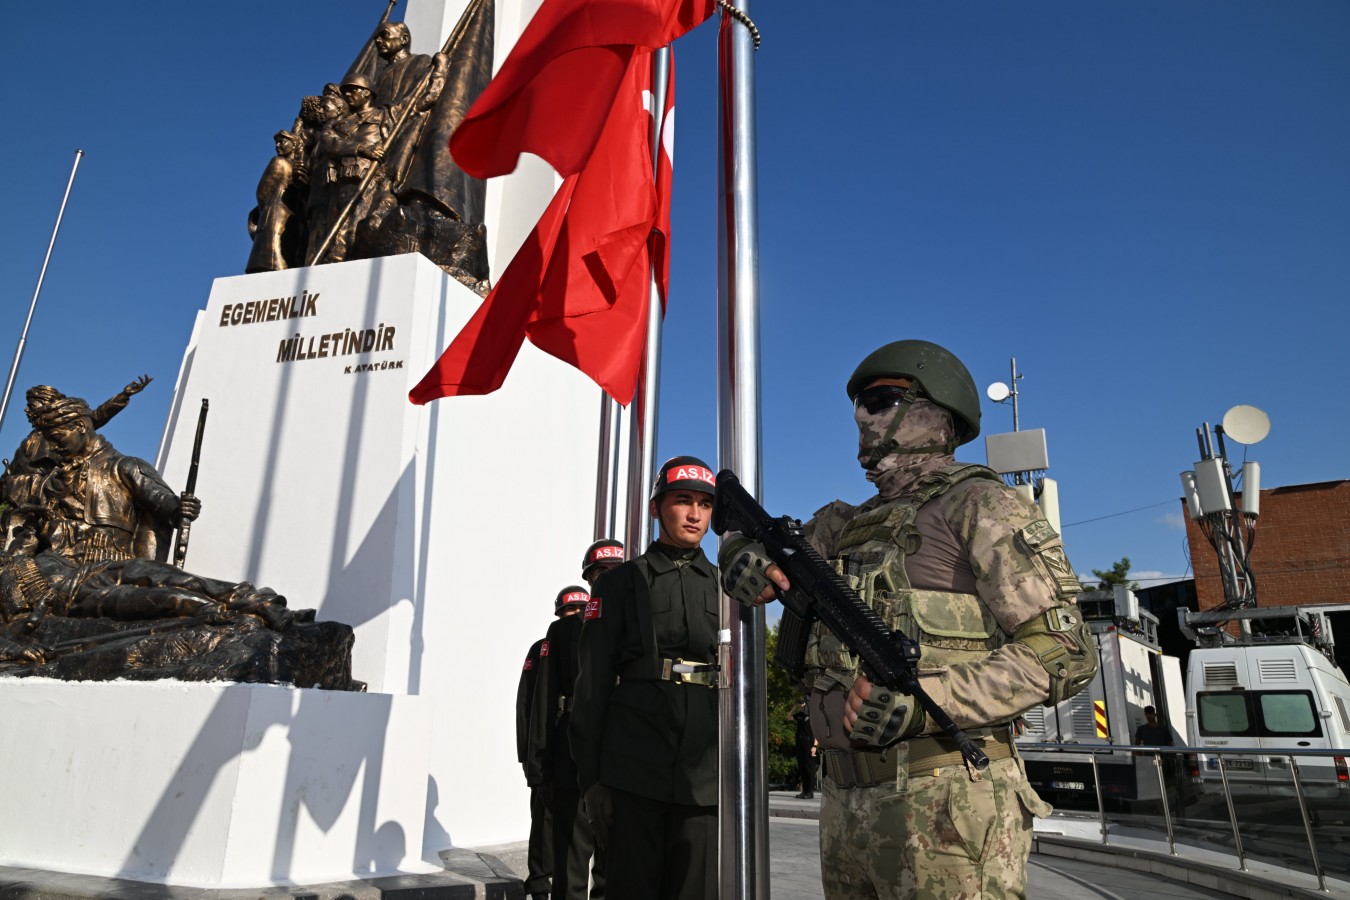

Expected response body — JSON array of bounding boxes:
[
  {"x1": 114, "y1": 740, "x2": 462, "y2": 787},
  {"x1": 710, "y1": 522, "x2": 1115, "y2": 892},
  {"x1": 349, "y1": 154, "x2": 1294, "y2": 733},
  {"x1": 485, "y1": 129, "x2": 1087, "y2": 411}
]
[{"x1": 712, "y1": 469, "x2": 989, "y2": 770}]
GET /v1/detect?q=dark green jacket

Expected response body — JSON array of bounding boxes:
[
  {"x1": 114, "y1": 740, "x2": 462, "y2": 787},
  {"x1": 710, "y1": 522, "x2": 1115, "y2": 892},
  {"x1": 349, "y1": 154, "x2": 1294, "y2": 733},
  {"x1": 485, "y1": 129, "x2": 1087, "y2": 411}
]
[
  {"x1": 515, "y1": 636, "x2": 547, "y2": 776},
  {"x1": 569, "y1": 542, "x2": 720, "y2": 806},
  {"x1": 524, "y1": 612, "x2": 584, "y2": 789}
]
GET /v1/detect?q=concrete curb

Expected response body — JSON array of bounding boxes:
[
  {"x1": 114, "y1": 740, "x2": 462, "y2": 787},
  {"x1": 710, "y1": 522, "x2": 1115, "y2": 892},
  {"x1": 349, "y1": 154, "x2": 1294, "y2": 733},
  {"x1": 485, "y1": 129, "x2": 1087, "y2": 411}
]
[{"x1": 0, "y1": 852, "x2": 525, "y2": 900}]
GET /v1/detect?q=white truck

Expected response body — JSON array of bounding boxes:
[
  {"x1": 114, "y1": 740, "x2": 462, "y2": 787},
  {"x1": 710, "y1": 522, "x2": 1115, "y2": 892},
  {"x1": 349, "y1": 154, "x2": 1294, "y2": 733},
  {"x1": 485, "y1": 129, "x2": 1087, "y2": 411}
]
[
  {"x1": 1018, "y1": 587, "x2": 1186, "y2": 808},
  {"x1": 1181, "y1": 605, "x2": 1350, "y2": 807}
]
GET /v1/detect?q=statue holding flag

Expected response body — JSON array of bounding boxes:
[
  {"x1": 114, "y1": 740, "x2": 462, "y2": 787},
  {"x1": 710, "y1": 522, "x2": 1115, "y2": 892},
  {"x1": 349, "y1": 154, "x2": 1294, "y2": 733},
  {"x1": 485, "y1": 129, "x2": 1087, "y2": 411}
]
[{"x1": 245, "y1": 2, "x2": 495, "y2": 291}]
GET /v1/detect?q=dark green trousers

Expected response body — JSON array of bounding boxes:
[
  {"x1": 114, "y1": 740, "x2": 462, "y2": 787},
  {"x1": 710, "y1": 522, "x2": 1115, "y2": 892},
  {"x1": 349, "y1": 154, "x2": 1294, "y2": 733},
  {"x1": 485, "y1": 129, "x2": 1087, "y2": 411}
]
[
  {"x1": 525, "y1": 785, "x2": 553, "y2": 896},
  {"x1": 606, "y1": 787, "x2": 715, "y2": 900},
  {"x1": 552, "y1": 785, "x2": 605, "y2": 899}
]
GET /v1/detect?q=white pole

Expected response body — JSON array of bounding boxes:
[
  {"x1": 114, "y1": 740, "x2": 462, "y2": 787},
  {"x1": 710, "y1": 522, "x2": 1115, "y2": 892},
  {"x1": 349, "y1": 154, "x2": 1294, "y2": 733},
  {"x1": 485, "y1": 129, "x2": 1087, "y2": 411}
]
[
  {"x1": 715, "y1": 3, "x2": 767, "y2": 896},
  {"x1": 623, "y1": 47, "x2": 671, "y2": 553},
  {"x1": 0, "y1": 149, "x2": 84, "y2": 434}
]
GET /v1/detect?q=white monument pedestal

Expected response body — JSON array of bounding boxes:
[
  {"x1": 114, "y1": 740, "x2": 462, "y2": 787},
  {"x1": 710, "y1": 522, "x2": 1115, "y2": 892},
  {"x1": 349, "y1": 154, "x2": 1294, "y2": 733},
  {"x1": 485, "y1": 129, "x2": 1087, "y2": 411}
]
[
  {"x1": 0, "y1": 679, "x2": 434, "y2": 888},
  {"x1": 0, "y1": 253, "x2": 603, "y2": 888}
]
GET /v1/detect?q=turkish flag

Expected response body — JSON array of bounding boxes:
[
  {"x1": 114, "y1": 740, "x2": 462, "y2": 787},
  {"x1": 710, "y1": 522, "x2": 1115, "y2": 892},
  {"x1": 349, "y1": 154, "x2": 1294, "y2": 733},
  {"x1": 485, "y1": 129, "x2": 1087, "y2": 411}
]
[
  {"x1": 449, "y1": 0, "x2": 712, "y2": 179},
  {"x1": 410, "y1": 49, "x2": 676, "y2": 406}
]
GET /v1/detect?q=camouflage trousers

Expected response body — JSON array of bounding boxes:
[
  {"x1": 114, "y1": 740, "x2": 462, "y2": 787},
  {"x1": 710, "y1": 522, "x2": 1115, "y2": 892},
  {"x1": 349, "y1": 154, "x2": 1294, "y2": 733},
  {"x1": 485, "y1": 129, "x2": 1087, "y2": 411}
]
[{"x1": 818, "y1": 754, "x2": 1050, "y2": 899}]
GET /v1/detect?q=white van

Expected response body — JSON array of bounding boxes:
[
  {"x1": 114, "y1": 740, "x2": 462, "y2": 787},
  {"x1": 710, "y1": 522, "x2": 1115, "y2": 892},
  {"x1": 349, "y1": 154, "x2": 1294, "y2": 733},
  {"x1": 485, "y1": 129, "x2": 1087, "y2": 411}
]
[{"x1": 1183, "y1": 606, "x2": 1350, "y2": 804}]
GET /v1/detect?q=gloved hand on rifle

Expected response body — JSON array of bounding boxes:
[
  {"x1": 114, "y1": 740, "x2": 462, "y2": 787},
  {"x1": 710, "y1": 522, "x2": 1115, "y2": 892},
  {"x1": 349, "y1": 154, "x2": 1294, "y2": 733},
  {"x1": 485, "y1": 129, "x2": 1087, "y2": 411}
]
[
  {"x1": 720, "y1": 537, "x2": 787, "y2": 607},
  {"x1": 723, "y1": 537, "x2": 925, "y2": 748},
  {"x1": 844, "y1": 674, "x2": 926, "y2": 747}
]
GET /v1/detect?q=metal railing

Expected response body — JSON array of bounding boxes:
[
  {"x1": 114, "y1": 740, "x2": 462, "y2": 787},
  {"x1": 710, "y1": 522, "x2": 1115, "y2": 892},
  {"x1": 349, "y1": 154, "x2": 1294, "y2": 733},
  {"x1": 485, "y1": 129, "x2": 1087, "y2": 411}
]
[{"x1": 1019, "y1": 742, "x2": 1349, "y2": 894}]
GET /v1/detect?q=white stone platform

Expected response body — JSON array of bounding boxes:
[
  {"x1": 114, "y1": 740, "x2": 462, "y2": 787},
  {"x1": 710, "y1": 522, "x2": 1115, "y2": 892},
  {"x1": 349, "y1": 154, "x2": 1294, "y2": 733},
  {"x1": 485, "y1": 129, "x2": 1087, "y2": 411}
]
[{"x1": 0, "y1": 680, "x2": 434, "y2": 888}]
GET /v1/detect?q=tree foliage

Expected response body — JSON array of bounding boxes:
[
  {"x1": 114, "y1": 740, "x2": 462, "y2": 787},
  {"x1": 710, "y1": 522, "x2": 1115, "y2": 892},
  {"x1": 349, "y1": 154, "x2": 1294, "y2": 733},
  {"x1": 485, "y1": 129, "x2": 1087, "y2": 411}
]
[
  {"x1": 1090, "y1": 556, "x2": 1139, "y2": 591},
  {"x1": 765, "y1": 621, "x2": 807, "y2": 786}
]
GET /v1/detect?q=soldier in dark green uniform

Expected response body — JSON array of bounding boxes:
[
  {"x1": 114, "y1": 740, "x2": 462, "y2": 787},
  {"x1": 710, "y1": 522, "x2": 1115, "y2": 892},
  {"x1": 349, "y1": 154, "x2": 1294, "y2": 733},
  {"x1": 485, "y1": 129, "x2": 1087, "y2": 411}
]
[
  {"x1": 580, "y1": 538, "x2": 625, "y2": 589},
  {"x1": 527, "y1": 585, "x2": 600, "y2": 900},
  {"x1": 517, "y1": 605, "x2": 558, "y2": 899},
  {"x1": 570, "y1": 456, "x2": 721, "y2": 900}
]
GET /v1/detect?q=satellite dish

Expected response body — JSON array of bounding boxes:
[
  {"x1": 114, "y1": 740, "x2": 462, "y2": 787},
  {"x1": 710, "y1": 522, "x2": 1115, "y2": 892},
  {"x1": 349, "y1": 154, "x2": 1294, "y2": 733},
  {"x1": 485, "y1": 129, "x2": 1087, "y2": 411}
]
[
  {"x1": 987, "y1": 382, "x2": 1011, "y2": 402},
  {"x1": 1222, "y1": 405, "x2": 1270, "y2": 445}
]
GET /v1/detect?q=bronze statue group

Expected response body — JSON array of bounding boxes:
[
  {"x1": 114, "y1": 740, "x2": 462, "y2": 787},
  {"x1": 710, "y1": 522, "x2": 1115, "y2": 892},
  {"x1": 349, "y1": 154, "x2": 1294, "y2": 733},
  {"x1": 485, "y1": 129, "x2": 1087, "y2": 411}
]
[
  {"x1": 246, "y1": 17, "x2": 493, "y2": 289},
  {"x1": 0, "y1": 380, "x2": 352, "y2": 688}
]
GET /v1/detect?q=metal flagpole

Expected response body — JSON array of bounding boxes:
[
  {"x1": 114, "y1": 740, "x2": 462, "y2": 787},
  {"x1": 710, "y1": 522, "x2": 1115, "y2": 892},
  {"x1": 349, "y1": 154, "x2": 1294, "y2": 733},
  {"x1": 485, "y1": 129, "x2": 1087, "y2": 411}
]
[
  {"x1": 623, "y1": 46, "x2": 671, "y2": 554},
  {"x1": 0, "y1": 149, "x2": 84, "y2": 434},
  {"x1": 593, "y1": 391, "x2": 621, "y2": 537},
  {"x1": 715, "y1": 1, "x2": 767, "y2": 896}
]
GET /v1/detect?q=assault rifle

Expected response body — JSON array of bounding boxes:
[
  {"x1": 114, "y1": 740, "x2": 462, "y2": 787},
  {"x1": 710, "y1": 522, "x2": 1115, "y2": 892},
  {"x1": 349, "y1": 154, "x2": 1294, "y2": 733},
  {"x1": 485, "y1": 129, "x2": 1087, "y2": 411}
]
[{"x1": 712, "y1": 469, "x2": 989, "y2": 770}]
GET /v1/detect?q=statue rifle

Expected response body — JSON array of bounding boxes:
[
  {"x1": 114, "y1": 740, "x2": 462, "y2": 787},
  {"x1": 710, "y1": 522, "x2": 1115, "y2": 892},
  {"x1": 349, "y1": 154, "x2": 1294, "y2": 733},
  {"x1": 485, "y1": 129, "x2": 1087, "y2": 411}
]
[
  {"x1": 173, "y1": 399, "x2": 209, "y2": 569},
  {"x1": 711, "y1": 469, "x2": 990, "y2": 770},
  {"x1": 308, "y1": 0, "x2": 488, "y2": 266}
]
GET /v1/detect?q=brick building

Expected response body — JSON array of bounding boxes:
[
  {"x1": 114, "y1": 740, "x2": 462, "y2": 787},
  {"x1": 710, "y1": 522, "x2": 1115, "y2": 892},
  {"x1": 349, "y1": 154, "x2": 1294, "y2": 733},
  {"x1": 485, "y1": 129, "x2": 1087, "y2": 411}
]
[{"x1": 1184, "y1": 479, "x2": 1350, "y2": 612}]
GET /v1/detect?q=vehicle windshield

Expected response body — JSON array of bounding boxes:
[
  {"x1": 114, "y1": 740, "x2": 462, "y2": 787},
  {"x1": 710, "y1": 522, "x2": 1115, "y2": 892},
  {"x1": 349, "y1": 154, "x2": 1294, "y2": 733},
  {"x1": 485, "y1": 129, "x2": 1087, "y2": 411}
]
[{"x1": 1197, "y1": 690, "x2": 1323, "y2": 738}]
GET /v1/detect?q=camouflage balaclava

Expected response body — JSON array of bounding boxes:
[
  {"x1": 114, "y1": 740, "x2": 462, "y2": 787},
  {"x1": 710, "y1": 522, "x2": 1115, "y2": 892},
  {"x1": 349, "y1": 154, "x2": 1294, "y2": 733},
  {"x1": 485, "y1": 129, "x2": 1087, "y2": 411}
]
[{"x1": 855, "y1": 398, "x2": 958, "y2": 501}]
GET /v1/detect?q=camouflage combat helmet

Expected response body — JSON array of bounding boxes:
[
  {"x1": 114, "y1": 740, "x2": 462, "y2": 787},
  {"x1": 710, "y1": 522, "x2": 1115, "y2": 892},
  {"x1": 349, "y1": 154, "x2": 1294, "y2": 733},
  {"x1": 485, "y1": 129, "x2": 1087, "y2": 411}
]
[
  {"x1": 554, "y1": 585, "x2": 590, "y2": 615},
  {"x1": 846, "y1": 340, "x2": 981, "y2": 445},
  {"x1": 651, "y1": 456, "x2": 716, "y2": 500}
]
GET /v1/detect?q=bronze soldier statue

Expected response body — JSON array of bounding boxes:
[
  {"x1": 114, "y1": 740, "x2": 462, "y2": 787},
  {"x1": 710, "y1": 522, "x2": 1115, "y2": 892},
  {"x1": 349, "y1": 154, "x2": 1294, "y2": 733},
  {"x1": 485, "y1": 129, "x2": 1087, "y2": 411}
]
[
  {"x1": 246, "y1": 130, "x2": 308, "y2": 273},
  {"x1": 2, "y1": 378, "x2": 152, "y2": 530},
  {"x1": 302, "y1": 84, "x2": 351, "y2": 265},
  {"x1": 22, "y1": 396, "x2": 199, "y2": 565},
  {"x1": 0, "y1": 518, "x2": 351, "y2": 688}
]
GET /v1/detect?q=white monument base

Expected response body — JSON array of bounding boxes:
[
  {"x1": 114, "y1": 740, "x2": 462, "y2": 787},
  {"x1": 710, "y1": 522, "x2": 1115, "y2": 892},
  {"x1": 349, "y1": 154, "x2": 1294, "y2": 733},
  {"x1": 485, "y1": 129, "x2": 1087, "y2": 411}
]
[
  {"x1": 0, "y1": 253, "x2": 604, "y2": 888},
  {"x1": 0, "y1": 679, "x2": 437, "y2": 888}
]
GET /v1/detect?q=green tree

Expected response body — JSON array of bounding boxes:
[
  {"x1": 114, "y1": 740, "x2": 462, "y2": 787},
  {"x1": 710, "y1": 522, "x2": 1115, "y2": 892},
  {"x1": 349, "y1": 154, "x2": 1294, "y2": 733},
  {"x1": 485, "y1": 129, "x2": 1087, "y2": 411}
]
[
  {"x1": 1090, "y1": 556, "x2": 1139, "y2": 592},
  {"x1": 765, "y1": 621, "x2": 807, "y2": 786}
]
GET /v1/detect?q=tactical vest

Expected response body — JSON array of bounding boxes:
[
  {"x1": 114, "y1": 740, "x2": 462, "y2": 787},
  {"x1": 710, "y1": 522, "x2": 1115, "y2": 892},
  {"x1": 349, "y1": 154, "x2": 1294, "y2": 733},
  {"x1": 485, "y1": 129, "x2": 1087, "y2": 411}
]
[{"x1": 805, "y1": 464, "x2": 1004, "y2": 693}]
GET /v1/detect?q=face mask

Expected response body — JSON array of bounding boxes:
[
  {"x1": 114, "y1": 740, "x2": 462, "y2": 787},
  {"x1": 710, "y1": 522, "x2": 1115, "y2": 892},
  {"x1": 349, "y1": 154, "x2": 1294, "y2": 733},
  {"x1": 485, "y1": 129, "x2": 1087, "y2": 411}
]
[{"x1": 855, "y1": 399, "x2": 958, "y2": 471}]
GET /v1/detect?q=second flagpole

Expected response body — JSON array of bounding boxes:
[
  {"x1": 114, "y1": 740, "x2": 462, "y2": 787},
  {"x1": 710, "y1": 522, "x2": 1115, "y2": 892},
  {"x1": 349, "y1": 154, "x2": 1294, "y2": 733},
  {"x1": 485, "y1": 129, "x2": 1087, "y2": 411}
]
[{"x1": 623, "y1": 46, "x2": 672, "y2": 553}]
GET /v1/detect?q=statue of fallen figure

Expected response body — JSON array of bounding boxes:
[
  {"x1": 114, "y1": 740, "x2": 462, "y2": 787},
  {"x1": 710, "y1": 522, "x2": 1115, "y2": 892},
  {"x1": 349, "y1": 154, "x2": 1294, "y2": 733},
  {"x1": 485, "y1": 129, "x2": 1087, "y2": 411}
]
[{"x1": 0, "y1": 526, "x2": 358, "y2": 689}]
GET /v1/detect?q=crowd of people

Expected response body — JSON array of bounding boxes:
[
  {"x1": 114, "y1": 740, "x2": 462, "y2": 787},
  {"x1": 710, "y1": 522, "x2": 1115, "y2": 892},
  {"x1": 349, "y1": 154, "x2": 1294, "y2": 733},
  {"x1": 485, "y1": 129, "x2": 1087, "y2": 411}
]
[{"x1": 512, "y1": 339, "x2": 1100, "y2": 900}]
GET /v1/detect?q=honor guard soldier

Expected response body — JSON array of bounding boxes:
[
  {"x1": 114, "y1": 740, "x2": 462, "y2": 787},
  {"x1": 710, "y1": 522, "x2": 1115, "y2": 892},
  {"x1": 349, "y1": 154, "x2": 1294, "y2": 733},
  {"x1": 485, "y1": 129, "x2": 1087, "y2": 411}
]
[
  {"x1": 580, "y1": 538, "x2": 625, "y2": 588},
  {"x1": 570, "y1": 457, "x2": 721, "y2": 900},
  {"x1": 527, "y1": 586, "x2": 603, "y2": 899},
  {"x1": 722, "y1": 340, "x2": 1098, "y2": 899},
  {"x1": 516, "y1": 601, "x2": 560, "y2": 899}
]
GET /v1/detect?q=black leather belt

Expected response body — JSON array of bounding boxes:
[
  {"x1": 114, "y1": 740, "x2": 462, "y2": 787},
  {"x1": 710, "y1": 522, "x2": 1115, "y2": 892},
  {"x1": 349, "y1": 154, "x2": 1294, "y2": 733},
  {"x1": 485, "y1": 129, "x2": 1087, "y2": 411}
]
[{"x1": 822, "y1": 731, "x2": 1014, "y2": 787}]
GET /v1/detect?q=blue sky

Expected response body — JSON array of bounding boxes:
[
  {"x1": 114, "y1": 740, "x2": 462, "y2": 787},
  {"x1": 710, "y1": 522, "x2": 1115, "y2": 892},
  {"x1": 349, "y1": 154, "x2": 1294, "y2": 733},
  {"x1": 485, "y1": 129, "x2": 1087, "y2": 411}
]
[{"x1": 2, "y1": 1, "x2": 1346, "y2": 591}]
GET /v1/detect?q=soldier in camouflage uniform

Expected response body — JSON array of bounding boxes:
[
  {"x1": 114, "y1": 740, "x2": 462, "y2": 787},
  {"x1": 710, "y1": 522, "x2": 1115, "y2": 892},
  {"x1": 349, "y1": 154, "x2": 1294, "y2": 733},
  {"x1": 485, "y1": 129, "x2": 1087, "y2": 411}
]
[{"x1": 721, "y1": 340, "x2": 1098, "y2": 899}]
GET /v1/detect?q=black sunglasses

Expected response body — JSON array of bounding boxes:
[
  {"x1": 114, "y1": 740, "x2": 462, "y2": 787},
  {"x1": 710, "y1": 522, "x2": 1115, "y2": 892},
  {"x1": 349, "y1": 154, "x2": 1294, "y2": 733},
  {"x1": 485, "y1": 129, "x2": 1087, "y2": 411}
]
[{"x1": 854, "y1": 384, "x2": 919, "y2": 415}]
